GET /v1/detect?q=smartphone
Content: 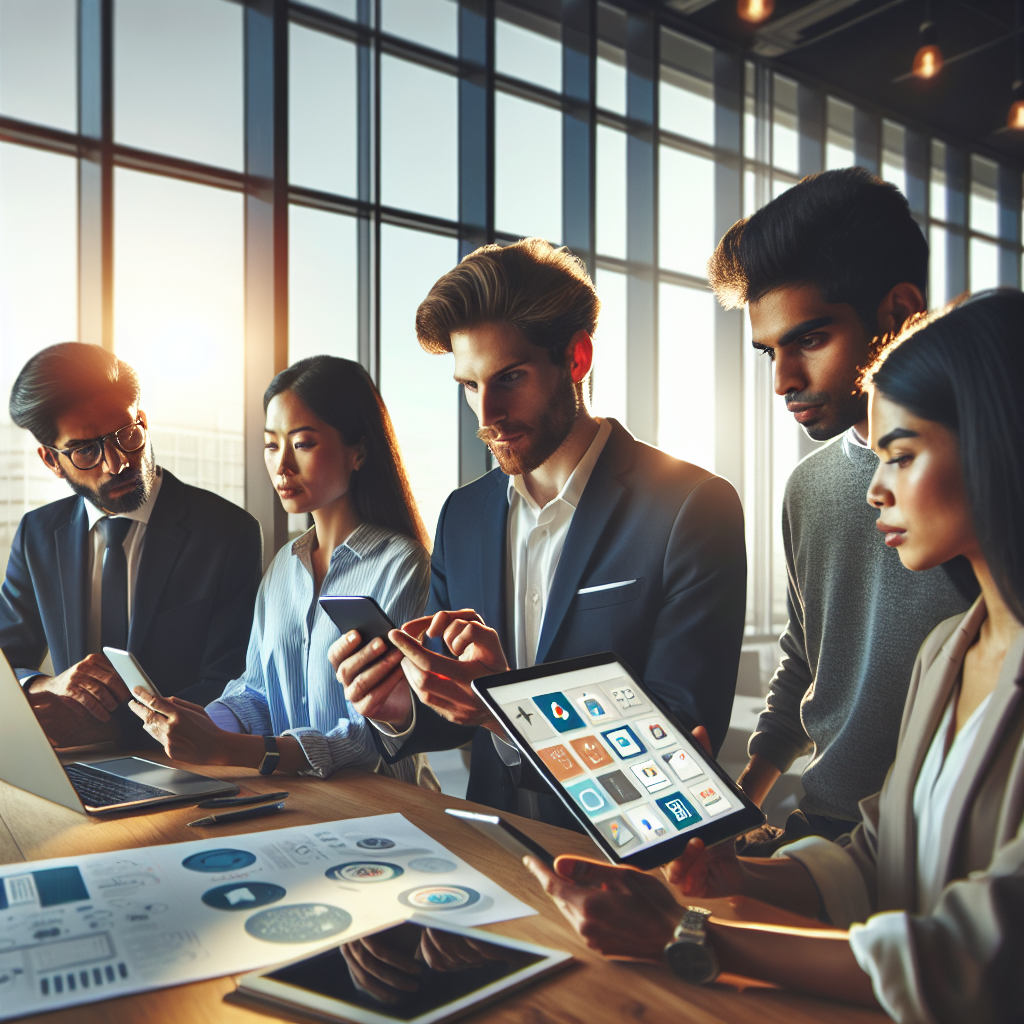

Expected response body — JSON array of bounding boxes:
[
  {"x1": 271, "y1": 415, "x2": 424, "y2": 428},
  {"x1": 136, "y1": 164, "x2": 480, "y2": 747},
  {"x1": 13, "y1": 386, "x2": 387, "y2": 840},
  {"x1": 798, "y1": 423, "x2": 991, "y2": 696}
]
[
  {"x1": 102, "y1": 647, "x2": 163, "y2": 699},
  {"x1": 318, "y1": 595, "x2": 397, "y2": 650},
  {"x1": 445, "y1": 808, "x2": 556, "y2": 868}
]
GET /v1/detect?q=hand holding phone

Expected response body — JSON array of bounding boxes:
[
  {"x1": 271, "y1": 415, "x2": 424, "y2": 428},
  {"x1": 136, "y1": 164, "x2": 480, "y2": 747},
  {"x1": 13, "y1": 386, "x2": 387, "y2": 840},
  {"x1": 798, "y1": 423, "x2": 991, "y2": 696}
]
[
  {"x1": 102, "y1": 647, "x2": 163, "y2": 700},
  {"x1": 322, "y1": 597, "x2": 413, "y2": 730}
]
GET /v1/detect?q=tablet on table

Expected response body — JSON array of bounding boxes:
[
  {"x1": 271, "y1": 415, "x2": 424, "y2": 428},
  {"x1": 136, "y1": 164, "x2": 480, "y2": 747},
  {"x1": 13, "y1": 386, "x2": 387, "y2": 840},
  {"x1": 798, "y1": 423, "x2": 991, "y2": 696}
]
[
  {"x1": 238, "y1": 916, "x2": 572, "y2": 1024},
  {"x1": 472, "y1": 652, "x2": 765, "y2": 870}
]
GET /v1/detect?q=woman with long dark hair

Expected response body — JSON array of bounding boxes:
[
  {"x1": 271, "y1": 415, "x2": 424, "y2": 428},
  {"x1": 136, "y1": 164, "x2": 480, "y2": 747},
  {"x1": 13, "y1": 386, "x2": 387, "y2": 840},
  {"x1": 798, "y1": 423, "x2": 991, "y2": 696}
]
[
  {"x1": 524, "y1": 290, "x2": 1024, "y2": 1022},
  {"x1": 130, "y1": 356, "x2": 435, "y2": 785}
]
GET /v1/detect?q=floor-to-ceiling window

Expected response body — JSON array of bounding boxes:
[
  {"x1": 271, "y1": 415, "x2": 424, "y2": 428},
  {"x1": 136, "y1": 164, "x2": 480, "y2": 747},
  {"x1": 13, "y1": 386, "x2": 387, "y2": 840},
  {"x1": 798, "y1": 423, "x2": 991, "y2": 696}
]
[{"x1": 2, "y1": 0, "x2": 1022, "y2": 649}]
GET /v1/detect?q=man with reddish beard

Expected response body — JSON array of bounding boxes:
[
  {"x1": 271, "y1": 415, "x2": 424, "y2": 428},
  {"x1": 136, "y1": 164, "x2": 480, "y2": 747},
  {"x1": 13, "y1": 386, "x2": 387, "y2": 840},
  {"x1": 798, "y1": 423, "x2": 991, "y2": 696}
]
[
  {"x1": 330, "y1": 238, "x2": 746, "y2": 829},
  {"x1": 0, "y1": 343, "x2": 262, "y2": 749}
]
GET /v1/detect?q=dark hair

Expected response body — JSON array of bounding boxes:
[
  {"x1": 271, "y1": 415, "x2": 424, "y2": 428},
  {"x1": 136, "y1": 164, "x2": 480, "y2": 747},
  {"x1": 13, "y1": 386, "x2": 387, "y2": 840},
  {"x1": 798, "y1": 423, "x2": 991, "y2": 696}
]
[
  {"x1": 264, "y1": 356, "x2": 429, "y2": 550},
  {"x1": 708, "y1": 167, "x2": 928, "y2": 331},
  {"x1": 416, "y1": 237, "x2": 600, "y2": 364},
  {"x1": 9, "y1": 342, "x2": 141, "y2": 446},
  {"x1": 868, "y1": 289, "x2": 1024, "y2": 622}
]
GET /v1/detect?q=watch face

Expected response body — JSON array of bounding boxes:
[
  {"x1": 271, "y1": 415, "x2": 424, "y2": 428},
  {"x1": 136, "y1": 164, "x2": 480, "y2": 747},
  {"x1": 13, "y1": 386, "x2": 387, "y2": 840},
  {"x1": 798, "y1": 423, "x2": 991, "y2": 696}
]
[{"x1": 665, "y1": 939, "x2": 718, "y2": 985}]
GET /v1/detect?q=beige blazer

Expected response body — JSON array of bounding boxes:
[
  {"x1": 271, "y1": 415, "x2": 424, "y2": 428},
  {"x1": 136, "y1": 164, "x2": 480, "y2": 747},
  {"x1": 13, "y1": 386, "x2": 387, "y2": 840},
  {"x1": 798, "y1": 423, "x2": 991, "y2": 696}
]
[{"x1": 792, "y1": 598, "x2": 1024, "y2": 1022}]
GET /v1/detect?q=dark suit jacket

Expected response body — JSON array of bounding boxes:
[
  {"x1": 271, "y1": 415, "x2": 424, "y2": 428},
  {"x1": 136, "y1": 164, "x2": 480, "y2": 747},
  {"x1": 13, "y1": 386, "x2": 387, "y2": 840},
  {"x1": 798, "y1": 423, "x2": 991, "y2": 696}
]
[
  {"x1": 0, "y1": 470, "x2": 263, "y2": 741},
  {"x1": 378, "y1": 419, "x2": 746, "y2": 829}
]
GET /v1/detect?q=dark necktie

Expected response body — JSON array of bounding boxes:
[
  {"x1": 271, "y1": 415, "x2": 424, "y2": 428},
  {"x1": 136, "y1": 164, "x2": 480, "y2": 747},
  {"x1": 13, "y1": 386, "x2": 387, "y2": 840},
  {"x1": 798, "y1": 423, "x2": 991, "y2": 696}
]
[{"x1": 99, "y1": 516, "x2": 132, "y2": 650}]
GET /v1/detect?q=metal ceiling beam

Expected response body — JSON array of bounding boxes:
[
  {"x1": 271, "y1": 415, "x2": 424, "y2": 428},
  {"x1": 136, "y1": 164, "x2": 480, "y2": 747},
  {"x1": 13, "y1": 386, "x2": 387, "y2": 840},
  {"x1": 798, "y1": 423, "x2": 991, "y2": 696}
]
[{"x1": 752, "y1": 0, "x2": 895, "y2": 57}]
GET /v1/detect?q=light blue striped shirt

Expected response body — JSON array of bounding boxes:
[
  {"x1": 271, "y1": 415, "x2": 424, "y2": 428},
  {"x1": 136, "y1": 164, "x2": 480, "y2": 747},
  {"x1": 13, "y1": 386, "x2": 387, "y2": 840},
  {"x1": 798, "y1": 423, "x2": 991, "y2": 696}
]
[{"x1": 207, "y1": 522, "x2": 429, "y2": 778}]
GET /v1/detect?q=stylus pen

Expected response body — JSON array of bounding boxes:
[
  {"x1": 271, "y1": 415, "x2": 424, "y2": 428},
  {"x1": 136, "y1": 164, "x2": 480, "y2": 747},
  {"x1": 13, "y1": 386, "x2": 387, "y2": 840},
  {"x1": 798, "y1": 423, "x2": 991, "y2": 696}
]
[
  {"x1": 196, "y1": 791, "x2": 289, "y2": 809},
  {"x1": 187, "y1": 802, "x2": 286, "y2": 828}
]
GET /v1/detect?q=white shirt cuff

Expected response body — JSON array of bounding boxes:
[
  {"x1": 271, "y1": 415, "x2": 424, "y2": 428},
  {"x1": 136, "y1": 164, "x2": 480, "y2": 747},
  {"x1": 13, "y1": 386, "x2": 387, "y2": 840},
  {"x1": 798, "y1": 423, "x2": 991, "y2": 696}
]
[
  {"x1": 849, "y1": 913, "x2": 936, "y2": 1024},
  {"x1": 492, "y1": 731, "x2": 522, "y2": 767},
  {"x1": 205, "y1": 700, "x2": 245, "y2": 733},
  {"x1": 773, "y1": 835, "x2": 872, "y2": 928},
  {"x1": 369, "y1": 698, "x2": 417, "y2": 758}
]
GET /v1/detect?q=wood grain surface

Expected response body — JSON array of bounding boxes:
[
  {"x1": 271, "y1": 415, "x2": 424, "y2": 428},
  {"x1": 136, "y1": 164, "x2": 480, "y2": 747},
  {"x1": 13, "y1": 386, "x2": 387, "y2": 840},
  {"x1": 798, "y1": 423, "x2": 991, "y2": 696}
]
[{"x1": 0, "y1": 755, "x2": 884, "y2": 1024}]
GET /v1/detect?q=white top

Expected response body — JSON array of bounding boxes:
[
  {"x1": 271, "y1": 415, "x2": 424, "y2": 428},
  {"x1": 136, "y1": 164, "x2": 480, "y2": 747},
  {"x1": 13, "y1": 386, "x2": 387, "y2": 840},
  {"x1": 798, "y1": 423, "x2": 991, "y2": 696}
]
[
  {"x1": 911, "y1": 688, "x2": 992, "y2": 910},
  {"x1": 783, "y1": 688, "x2": 993, "y2": 1024},
  {"x1": 83, "y1": 469, "x2": 164, "y2": 653},
  {"x1": 506, "y1": 418, "x2": 612, "y2": 669}
]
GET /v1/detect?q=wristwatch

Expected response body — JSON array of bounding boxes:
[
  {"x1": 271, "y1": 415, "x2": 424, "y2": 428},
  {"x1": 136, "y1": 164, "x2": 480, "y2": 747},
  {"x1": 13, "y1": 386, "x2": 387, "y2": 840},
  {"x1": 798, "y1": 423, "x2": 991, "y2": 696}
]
[
  {"x1": 663, "y1": 907, "x2": 719, "y2": 985},
  {"x1": 258, "y1": 735, "x2": 281, "y2": 776}
]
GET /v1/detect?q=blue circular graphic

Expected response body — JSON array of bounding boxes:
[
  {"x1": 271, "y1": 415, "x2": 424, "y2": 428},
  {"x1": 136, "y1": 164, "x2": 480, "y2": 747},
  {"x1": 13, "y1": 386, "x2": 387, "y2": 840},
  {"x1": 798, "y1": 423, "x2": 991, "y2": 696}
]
[
  {"x1": 398, "y1": 885, "x2": 480, "y2": 911},
  {"x1": 245, "y1": 904, "x2": 352, "y2": 944},
  {"x1": 325, "y1": 862, "x2": 404, "y2": 883},
  {"x1": 182, "y1": 849, "x2": 256, "y2": 873},
  {"x1": 202, "y1": 882, "x2": 286, "y2": 911},
  {"x1": 356, "y1": 837, "x2": 395, "y2": 850}
]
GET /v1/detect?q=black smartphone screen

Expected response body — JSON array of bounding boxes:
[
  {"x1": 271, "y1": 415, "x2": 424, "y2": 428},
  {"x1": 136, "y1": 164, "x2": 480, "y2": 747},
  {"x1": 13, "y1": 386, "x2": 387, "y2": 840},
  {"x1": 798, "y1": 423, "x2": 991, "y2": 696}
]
[{"x1": 319, "y1": 596, "x2": 397, "y2": 648}]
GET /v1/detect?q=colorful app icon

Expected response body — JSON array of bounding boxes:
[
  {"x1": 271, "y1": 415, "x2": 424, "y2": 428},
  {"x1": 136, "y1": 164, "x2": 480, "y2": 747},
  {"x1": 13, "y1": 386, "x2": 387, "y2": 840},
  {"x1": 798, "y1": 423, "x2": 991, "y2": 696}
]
[
  {"x1": 567, "y1": 687, "x2": 620, "y2": 724},
  {"x1": 569, "y1": 734, "x2": 613, "y2": 769},
  {"x1": 565, "y1": 778, "x2": 611, "y2": 819},
  {"x1": 499, "y1": 701, "x2": 555, "y2": 742},
  {"x1": 625, "y1": 804, "x2": 669, "y2": 842},
  {"x1": 687, "y1": 781, "x2": 732, "y2": 817},
  {"x1": 600, "y1": 724, "x2": 646, "y2": 760},
  {"x1": 655, "y1": 791, "x2": 702, "y2": 830},
  {"x1": 661, "y1": 748, "x2": 704, "y2": 783},
  {"x1": 602, "y1": 682, "x2": 652, "y2": 714},
  {"x1": 596, "y1": 815, "x2": 640, "y2": 851},
  {"x1": 596, "y1": 769, "x2": 642, "y2": 805},
  {"x1": 535, "y1": 691, "x2": 586, "y2": 733},
  {"x1": 635, "y1": 716, "x2": 676, "y2": 749},
  {"x1": 628, "y1": 758, "x2": 671, "y2": 793},
  {"x1": 536, "y1": 743, "x2": 584, "y2": 782}
]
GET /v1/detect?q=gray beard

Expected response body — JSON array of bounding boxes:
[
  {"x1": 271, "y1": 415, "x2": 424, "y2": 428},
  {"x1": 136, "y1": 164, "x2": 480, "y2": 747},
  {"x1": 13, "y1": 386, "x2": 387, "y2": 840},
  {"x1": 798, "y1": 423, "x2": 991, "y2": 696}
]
[{"x1": 67, "y1": 444, "x2": 156, "y2": 514}]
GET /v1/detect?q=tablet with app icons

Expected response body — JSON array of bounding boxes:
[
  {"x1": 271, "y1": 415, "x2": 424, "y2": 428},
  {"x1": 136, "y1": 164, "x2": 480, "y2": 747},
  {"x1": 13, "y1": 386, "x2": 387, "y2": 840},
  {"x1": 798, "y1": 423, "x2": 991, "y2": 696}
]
[{"x1": 472, "y1": 652, "x2": 765, "y2": 870}]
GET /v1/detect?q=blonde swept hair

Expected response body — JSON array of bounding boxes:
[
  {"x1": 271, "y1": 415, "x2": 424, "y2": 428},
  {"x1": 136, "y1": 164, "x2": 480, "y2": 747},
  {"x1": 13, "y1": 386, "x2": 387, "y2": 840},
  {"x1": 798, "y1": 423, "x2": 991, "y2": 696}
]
[{"x1": 415, "y1": 238, "x2": 600, "y2": 363}]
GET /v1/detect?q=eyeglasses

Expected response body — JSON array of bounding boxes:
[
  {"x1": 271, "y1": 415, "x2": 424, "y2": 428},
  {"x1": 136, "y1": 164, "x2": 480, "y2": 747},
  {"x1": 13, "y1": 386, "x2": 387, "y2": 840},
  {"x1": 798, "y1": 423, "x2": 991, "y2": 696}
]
[{"x1": 44, "y1": 420, "x2": 147, "y2": 471}]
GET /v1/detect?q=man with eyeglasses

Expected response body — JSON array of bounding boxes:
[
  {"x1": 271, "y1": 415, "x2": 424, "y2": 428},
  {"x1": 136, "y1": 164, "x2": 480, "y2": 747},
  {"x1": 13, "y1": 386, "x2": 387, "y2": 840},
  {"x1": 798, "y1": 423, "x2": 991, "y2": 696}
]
[{"x1": 0, "y1": 342, "x2": 263, "y2": 749}]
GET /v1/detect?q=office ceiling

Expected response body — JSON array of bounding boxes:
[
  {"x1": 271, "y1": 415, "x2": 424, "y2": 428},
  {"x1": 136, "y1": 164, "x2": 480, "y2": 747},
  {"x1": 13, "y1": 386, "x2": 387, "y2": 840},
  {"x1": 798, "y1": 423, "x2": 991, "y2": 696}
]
[{"x1": 660, "y1": 0, "x2": 1024, "y2": 166}]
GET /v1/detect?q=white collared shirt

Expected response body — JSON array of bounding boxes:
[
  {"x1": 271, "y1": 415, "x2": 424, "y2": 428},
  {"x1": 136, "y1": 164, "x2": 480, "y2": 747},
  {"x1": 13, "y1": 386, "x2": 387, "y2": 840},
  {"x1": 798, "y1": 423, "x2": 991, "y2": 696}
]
[
  {"x1": 84, "y1": 468, "x2": 163, "y2": 652},
  {"x1": 507, "y1": 418, "x2": 611, "y2": 668}
]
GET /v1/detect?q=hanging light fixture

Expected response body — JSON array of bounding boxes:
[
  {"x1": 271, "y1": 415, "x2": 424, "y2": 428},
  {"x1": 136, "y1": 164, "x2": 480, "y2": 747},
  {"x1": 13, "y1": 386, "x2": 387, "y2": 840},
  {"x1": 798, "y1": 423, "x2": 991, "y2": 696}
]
[
  {"x1": 737, "y1": 0, "x2": 774, "y2": 25},
  {"x1": 912, "y1": 1, "x2": 943, "y2": 79},
  {"x1": 1009, "y1": 0, "x2": 1024, "y2": 128}
]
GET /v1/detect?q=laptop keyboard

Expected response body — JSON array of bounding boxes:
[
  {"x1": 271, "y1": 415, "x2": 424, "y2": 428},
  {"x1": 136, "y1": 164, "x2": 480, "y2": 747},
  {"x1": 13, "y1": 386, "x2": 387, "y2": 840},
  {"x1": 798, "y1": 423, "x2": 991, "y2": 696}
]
[{"x1": 65, "y1": 763, "x2": 175, "y2": 808}]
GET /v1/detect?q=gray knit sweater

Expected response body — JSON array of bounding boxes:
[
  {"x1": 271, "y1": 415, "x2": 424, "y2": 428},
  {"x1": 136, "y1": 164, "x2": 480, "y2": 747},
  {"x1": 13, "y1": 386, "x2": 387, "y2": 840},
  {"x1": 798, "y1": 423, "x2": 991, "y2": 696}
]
[{"x1": 748, "y1": 429, "x2": 969, "y2": 822}]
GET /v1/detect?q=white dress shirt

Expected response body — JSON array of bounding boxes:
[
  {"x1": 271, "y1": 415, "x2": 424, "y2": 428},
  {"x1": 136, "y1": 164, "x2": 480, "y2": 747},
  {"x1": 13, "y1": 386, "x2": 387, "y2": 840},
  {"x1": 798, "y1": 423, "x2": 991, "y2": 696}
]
[
  {"x1": 371, "y1": 418, "x2": 613, "y2": 782},
  {"x1": 507, "y1": 417, "x2": 612, "y2": 669},
  {"x1": 84, "y1": 469, "x2": 163, "y2": 653}
]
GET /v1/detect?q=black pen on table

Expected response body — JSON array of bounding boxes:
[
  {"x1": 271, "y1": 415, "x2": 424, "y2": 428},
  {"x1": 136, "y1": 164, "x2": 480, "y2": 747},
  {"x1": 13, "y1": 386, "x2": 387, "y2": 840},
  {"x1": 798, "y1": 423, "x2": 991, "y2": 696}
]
[
  {"x1": 187, "y1": 802, "x2": 287, "y2": 828},
  {"x1": 196, "y1": 791, "x2": 289, "y2": 809}
]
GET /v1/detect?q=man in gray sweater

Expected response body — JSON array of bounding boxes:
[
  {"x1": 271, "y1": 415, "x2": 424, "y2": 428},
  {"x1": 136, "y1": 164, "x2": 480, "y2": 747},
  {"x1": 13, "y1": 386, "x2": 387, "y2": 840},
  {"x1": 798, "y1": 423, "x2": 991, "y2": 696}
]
[{"x1": 709, "y1": 168, "x2": 971, "y2": 848}]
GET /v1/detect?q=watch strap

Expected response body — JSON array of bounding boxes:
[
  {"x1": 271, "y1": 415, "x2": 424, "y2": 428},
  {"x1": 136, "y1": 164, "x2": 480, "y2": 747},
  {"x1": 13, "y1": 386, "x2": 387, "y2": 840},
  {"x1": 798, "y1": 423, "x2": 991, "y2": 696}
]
[
  {"x1": 673, "y1": 906, "x2": 713, "y2": 943},
  {"x1": 258, "y1": 735, "x2": 281, "y2": 776}
]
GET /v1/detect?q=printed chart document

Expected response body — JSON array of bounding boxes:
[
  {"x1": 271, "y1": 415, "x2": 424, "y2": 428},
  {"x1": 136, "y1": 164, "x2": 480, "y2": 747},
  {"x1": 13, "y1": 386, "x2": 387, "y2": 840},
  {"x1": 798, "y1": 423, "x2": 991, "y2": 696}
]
[{"x1": 0, "y1": 812, "x2": 535, "y2": 1020}]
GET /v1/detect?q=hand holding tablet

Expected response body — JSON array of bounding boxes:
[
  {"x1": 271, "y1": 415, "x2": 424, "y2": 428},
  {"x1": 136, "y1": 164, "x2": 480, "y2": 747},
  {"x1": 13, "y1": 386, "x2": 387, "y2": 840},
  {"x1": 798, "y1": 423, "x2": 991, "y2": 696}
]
[{"x1": 472, "y1": 653, "x2": 765, "y2": 870}]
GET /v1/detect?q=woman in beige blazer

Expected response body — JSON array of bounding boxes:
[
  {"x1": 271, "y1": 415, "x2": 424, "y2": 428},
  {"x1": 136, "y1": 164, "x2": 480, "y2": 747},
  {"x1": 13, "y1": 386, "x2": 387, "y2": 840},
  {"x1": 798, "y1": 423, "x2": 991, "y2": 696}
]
[{"x1": 525, "y1": 290, "x2": 1024, "y2": 1023}]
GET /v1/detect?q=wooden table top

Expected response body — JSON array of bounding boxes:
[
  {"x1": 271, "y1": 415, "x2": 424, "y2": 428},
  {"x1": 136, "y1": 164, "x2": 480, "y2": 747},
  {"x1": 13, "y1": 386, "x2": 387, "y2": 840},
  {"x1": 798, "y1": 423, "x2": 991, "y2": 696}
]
[{"x1": 0, "y1": 755, "x2": 884, "y2": 1024}]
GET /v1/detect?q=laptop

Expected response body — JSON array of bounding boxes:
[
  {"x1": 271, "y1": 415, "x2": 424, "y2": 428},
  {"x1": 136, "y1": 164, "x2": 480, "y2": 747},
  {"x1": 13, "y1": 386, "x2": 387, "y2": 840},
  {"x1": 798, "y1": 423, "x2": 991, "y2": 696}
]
[{"x1": 0, "y1": 650, "x2": 237, "y2": 814}]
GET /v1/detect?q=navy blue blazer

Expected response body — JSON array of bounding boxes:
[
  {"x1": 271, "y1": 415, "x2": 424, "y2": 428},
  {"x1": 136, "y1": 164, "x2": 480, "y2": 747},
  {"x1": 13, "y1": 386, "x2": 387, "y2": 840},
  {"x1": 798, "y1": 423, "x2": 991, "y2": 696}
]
[
  {"x1": 379, "y1": 420, "x2": 746, "y2": 829},
  {"x1": 0, "y1": 470, "x2": 263, "y2": 740}
]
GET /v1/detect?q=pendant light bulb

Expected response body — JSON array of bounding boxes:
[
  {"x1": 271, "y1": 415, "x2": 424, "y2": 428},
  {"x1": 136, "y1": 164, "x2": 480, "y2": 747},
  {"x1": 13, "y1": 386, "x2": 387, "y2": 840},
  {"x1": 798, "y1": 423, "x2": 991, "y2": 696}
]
[
  {"x1": 912, "y1": 21, "x2": 943, "y2": 79},
  {"x1": 1009, "y1": 82, "x2": 1024, "y2": 130},
  {"x1": 737, "y1": 0, "x2": 774, "y2": 24}
]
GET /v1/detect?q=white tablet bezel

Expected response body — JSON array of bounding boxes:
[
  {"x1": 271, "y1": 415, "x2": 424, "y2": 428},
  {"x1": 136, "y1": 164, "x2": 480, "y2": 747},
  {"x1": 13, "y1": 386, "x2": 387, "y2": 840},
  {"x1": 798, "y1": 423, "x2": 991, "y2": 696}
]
[{"x1": 237, "y1": 915, "x2": 573, "y2": 1024}]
